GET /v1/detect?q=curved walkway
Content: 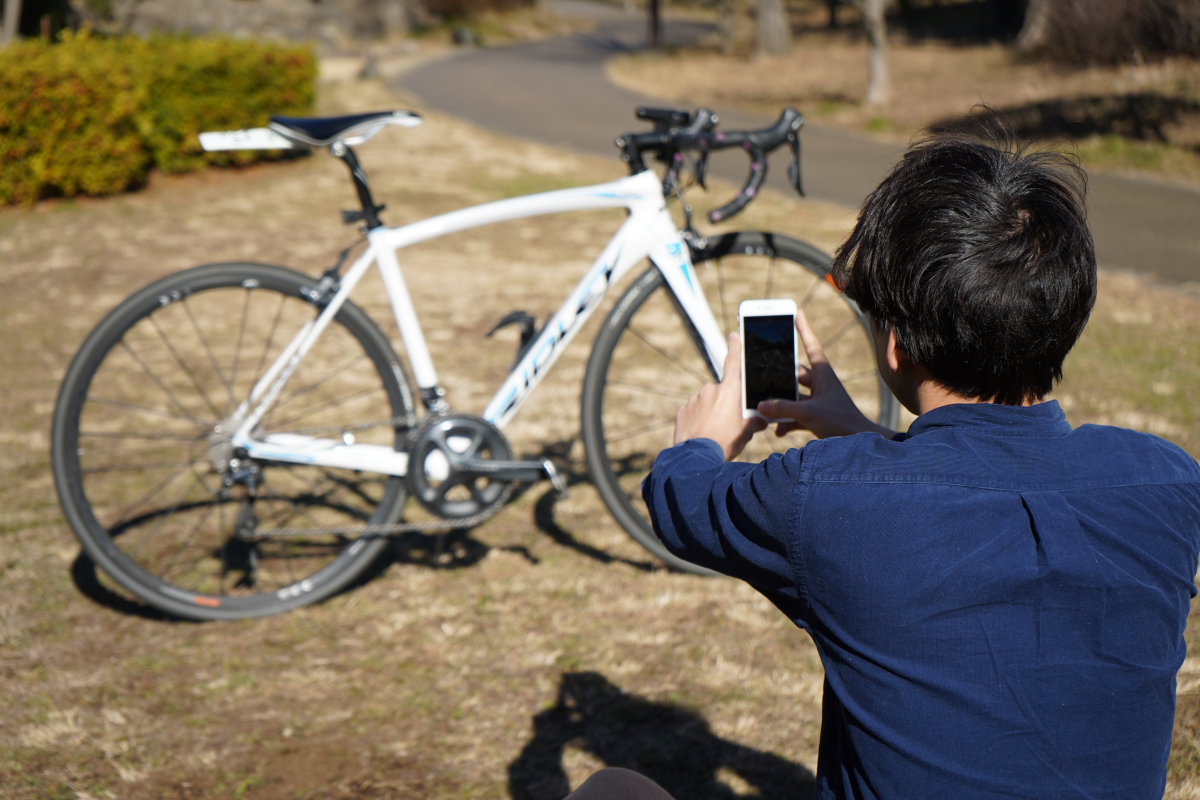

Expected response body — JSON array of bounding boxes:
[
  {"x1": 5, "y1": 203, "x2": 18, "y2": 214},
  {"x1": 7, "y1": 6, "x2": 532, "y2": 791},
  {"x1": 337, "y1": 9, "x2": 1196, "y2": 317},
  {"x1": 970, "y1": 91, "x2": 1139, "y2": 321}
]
[{"x1": 399, "y1": 4, "x2": 1200, "y2": 281}]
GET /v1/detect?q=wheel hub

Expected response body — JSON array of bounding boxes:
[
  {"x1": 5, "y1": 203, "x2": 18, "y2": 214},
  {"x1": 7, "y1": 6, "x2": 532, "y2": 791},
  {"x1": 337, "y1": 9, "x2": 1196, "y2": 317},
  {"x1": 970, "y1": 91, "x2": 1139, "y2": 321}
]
[{"x1": 207, "y1": 417, "x2": 240, "y2": 472}]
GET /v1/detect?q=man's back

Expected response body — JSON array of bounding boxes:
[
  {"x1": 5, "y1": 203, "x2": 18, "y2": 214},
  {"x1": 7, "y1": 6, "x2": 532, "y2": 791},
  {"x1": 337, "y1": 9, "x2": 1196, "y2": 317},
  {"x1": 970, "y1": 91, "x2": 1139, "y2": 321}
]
[{"x1": 644, "y1": 401, "x2": 1200, "y2": 799}]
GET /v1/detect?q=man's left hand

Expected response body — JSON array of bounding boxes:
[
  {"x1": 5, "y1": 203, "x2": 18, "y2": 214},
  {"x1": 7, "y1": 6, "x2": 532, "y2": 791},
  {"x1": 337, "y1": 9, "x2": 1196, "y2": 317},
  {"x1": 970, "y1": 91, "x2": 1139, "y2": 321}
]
[{"x1": 674, "y1": 333, "x2": 766, "y2": 461}]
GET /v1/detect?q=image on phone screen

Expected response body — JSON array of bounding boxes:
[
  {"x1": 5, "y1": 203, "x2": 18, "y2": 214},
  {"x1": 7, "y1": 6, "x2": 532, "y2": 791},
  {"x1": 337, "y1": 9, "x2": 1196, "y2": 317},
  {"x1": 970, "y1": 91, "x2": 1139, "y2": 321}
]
[{"x1": 743, "y1": 315, "x2": 797, "y2": 410}]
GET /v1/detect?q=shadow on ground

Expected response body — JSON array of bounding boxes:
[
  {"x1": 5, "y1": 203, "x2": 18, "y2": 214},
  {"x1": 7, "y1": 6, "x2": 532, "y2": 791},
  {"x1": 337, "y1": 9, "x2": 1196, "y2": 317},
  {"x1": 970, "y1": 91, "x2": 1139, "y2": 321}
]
[
  {"x1": 934, "y1": 93, "x2": 1200, "y2": 145},
  {"x1": 508, "y1": 671, "x2": 816, "y2": 800},
  {"x1": 801, "y1": 1, "x2": 1024, "y2": 41},
  {"x1": 70, "y1": 438, "x2": 660, "y2": 619}
]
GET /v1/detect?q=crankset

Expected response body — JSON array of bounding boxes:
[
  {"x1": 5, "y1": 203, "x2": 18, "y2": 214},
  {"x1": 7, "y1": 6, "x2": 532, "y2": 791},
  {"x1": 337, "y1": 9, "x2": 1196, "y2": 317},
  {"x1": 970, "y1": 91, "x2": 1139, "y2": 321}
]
[{"x1": 406, "y1": 414, "x2": 567, "y2": 520}]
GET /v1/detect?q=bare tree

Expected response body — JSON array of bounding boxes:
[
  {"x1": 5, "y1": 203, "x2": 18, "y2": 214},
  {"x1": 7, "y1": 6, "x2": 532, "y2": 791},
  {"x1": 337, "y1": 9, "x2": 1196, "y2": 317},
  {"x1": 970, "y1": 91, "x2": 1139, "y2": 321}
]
[
  {"x1": 854, "y1": 0, "x2": 890, "y2": 106},
  {"x1": 2, "y1": 0, "x2": 22, "y2": 46},
  {"x1": 757, "y1": 0, "x2": 791, "y2": 56},
  {"x1": 1015, "y1": 0, "x2": 1051, "y2": 51}
]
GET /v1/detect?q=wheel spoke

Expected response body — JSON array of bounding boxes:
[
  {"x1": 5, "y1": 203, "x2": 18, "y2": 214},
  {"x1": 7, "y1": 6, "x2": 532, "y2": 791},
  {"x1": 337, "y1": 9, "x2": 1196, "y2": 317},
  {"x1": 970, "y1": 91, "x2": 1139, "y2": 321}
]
[
  {"x1": 80, "y1": 430, "x2": 204, "y2": 442},
  {"x1": 602, "y1": 417, "x2": 675, "y2": 445},
  {"x1": 823, "y1": 319, "x2": 861, "y2": 350},
  {"x1": 624, "y1": 323, "x2": 709, "y2": 384},
  {"x1": 181, "y1": 295, "x2": 234, "y2": 412},
  {"x1": 267, "y1": 386, "x2": 382, "y2": 432},
  {"x1": 83, "y1": 397, "x2": 210, "y2": 430},
  {"x1": 148, "y1": 314, "x2": 223, "y2": 419},
  {"x1": 271, "y1": 353, "x2": 371, "y2": 413},
  {"x1": 116, "y1": 341, "x2": 214, "y2": 430},
  {"x1": 604, "y1": 380, "x2": 693, "y2": 401}
]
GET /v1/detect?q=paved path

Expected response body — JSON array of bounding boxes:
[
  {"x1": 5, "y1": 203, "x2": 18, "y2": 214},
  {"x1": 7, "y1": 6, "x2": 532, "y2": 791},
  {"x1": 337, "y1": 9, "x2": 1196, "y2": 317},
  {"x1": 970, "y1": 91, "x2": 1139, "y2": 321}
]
[{"x1": 399, "y1": 3, "x2": 1200, "y2": 282}]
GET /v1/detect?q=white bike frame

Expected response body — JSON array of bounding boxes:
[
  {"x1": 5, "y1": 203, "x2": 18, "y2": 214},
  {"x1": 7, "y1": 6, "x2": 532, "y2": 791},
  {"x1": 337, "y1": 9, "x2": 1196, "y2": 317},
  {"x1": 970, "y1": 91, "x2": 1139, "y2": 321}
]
[{"x1": 229, "y1": 168, "x2": 728, "y2": 478}]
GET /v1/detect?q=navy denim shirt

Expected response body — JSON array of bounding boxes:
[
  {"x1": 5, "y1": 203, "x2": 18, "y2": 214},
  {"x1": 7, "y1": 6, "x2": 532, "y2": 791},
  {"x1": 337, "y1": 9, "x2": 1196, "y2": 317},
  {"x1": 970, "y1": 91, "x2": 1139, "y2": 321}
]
[{"x1": 643, "y1": 401, "x2": 1200, "y2": 799}]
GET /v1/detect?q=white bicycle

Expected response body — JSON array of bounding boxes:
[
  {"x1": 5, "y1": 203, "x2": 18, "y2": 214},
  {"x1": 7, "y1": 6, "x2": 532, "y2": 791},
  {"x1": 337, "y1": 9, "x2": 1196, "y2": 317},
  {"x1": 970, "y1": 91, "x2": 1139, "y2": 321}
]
[{"x1": 51, "y1": 106, "x2": 900, "y2": 619}]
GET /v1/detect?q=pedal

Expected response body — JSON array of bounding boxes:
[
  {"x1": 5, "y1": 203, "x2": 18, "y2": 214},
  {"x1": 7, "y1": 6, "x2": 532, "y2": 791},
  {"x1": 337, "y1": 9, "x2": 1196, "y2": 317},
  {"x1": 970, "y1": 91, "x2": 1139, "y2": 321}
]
[
  {"x1": 543, "y1": 459, "x2": 569, "y2": 499},
  {"x1": 487, "y1": 310, "x2": 538, "y2": 367}
]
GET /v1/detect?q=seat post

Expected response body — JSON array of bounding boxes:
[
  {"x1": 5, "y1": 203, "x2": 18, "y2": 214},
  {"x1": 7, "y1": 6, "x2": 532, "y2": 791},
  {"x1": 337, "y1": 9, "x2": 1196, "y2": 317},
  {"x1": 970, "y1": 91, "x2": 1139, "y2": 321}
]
[{"x1": 332, "y1": 142, "x2": 384, "y2": 229}]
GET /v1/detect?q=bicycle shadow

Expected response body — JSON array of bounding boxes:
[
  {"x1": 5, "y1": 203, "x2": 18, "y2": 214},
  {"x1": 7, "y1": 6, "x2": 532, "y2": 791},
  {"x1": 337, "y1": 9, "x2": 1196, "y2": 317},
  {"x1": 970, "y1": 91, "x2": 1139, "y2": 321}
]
[
  {"x1": 68, "y1": 438, "x2": 661, "y2": 619},
  {"x1": 507, "y1": 671, "x2": 815, "y2": 800},
  {"x1": 71, "y1": 552, "x2": 179, "y2": 622},
  {"x1": 523, "y1": 439, "x2": 659, "y2": 574}
]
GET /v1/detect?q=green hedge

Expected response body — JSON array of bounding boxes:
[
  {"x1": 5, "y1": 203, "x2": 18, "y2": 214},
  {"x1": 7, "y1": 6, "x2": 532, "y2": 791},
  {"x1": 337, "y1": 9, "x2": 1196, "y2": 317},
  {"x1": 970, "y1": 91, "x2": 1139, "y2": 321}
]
[{"x1": 0, "y1": 31, "x2": 315, "y2": 205}]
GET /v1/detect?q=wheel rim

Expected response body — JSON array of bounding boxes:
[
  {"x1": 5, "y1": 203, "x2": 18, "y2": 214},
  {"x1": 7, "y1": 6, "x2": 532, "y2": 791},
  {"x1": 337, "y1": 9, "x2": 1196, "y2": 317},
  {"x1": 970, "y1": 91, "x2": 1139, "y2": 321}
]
[
  {"x1": 591, "y1": 234, "x2": 894, "y2": 554},
  {"x1": 59, "y1": 267, "x2": 409, "y2": 615}
]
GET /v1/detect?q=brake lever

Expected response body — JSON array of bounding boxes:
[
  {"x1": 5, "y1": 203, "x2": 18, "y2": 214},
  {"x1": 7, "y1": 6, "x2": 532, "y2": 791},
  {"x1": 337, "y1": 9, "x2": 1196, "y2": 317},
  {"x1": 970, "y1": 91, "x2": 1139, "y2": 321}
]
[
  {"x1": 787, "y1": 132, "x2": 804, "y2": 197},
  {"x1": 693, "y1": 151, "x2": 709, "y2": 190}
]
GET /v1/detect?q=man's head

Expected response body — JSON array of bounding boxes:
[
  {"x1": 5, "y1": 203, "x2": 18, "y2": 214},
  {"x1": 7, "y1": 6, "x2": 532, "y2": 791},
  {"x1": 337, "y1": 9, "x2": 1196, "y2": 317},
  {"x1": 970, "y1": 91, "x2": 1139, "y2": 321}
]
[{"x1": 831, "y1": 121, "x2": 1096, "y2": 406}]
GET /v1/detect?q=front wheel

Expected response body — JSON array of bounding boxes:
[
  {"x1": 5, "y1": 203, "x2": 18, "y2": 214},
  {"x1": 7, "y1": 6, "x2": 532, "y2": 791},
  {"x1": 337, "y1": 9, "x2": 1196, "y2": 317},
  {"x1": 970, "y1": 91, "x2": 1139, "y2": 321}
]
[
  {"x1": 581, "y1": 232, "x2": 900, "y2": 575},
  {"x1": 51, "y1": 263, "x2": 417, "y2": 620}
]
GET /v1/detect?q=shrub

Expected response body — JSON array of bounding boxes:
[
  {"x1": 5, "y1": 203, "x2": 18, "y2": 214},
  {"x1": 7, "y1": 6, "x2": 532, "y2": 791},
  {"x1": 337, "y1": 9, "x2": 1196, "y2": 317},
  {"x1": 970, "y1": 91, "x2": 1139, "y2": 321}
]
[{"x1": 0, "y1": 31, "x2": 315, "y2": 205}]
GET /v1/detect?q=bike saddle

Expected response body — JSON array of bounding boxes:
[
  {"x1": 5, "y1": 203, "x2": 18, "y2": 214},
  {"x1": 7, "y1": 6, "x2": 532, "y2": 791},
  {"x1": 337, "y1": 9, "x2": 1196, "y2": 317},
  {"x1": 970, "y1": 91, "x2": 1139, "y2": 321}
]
[{"x1": 268, "y1": 110, "x2": 422, "y2": 148}]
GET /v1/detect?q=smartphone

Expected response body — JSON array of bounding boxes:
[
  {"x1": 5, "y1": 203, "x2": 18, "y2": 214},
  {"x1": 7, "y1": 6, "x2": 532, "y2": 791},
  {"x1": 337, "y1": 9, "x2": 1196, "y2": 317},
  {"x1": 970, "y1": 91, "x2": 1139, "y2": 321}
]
[{"x1": 739, "y1": 299, "x2": 798, "y2": 421}]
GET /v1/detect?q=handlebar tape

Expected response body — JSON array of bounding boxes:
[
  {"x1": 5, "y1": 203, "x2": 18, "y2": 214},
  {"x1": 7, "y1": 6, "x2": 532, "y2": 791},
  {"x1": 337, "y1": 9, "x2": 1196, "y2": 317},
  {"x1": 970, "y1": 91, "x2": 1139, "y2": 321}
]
[{"x1": 615, "y1": 107, "x2": 805, "y2": 223}]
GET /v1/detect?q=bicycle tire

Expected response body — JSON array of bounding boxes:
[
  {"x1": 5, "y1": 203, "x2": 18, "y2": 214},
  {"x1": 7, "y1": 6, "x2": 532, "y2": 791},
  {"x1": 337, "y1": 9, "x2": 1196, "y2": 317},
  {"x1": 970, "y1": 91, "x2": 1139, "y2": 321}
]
[
  {"x1": 51, "y1": 263, "x2": 417, "y2": 620},
  {"x1": 581, "y1": 231, "x2": 901, "y2": 575}
]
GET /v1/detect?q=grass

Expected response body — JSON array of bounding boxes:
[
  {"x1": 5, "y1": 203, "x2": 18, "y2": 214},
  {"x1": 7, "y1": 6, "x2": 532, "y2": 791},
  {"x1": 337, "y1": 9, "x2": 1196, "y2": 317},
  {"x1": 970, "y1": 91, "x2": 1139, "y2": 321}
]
[{"x1": 0, "y1": 66, "x2": 1199, "y2": 799}]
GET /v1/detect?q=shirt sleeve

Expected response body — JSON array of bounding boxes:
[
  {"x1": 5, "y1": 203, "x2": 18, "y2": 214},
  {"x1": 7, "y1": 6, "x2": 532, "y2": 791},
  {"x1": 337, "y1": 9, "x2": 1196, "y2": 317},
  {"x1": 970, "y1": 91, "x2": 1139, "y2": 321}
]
[{"x1": 641, "y1": 438, "x2": 805, "y2": 604}]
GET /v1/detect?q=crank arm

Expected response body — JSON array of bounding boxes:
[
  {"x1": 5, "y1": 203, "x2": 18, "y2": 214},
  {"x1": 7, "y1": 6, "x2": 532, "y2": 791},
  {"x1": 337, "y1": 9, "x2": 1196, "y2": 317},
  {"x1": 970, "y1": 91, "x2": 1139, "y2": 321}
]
[{"x1": 449, "y1": 456, "x2": 569, "y2": 497}]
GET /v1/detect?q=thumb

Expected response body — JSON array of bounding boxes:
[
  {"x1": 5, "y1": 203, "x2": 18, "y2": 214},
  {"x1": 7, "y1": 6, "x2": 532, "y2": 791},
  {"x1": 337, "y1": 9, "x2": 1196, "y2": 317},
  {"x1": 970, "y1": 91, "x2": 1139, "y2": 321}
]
[
  {"x1": 722, "y1": 332, "x2": 741, "y2": 386},
  {"x1": 795, "y1": 309, "x2": 829, "y2": 370}
]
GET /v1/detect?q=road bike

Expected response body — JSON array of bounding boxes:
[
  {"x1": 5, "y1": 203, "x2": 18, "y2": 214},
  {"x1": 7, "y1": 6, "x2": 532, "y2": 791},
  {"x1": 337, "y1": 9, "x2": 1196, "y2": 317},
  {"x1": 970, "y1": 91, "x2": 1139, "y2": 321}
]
[{"x1": 51, "y1": 106, "x2": 900, "y2": 620}]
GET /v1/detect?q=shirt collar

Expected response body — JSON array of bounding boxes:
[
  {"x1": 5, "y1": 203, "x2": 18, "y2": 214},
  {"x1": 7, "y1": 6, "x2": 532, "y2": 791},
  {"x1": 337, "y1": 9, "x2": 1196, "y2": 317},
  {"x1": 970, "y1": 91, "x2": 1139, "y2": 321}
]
[{"x1": 905, "y1": 400, "x2": 1072, "y2": 439}]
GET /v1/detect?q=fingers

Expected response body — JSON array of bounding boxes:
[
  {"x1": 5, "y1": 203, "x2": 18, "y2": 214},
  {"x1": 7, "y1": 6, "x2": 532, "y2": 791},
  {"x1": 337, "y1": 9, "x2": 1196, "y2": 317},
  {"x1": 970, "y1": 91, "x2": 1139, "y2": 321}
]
[
  {"x1": 757, "y1": 398, "x2": 806, "y2": 423},
  {"x1": 795, "y1": 309, "x2": 828, "y2": 369}
]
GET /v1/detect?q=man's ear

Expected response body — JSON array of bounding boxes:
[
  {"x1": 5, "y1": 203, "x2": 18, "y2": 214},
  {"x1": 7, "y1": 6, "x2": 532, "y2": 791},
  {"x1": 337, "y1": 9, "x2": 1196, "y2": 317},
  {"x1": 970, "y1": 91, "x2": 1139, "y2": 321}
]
[{"x1": 884, "y1": 328, "x2": 910, "y2": 374}]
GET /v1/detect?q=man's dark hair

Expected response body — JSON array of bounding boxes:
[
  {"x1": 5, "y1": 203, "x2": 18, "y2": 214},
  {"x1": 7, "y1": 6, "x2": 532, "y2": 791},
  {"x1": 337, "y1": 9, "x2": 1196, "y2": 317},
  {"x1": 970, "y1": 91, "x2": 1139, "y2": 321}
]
[{"x1": 831, "y1": 120, "x2": 1097, "y2": 405}]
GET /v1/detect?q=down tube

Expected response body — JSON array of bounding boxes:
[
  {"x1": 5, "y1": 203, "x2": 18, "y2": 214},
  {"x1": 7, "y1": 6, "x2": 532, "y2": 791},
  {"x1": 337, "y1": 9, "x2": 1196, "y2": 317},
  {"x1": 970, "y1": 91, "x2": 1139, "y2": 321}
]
[
  {"x1": 648, "y1": 233, "x2": 729, "y2": 379},
  {"x1": 482, "y1": 216, "x2": 657, "y2": 429}
]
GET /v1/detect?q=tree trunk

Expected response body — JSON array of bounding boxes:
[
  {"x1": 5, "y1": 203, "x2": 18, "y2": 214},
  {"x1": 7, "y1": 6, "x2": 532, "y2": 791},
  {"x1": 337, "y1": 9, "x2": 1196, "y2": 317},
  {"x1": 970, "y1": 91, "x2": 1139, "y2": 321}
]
[
  {"x1": 382, "y1": 0, "x2": 409, "y2": 36},
  {"x1": 2, "y1": 0, "x2": 22, "y2": 46},
  {"x1": 757, "y1": 0, "x2": 791, "y2": 56},
  {"x1": 718, "y1": 0, "x2": 737, "y2": 54},
  {"x1": 1015, "y1": 0, "x2": 1051, "y2": 51},
  {"x1": 860, "y1": 0, "x2": 890, "y2": 106}
]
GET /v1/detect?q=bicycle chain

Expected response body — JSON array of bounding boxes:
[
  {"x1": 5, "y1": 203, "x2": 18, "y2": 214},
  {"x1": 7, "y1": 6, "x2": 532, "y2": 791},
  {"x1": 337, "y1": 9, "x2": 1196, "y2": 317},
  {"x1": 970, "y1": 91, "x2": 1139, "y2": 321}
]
[{"x1": 250, "y1": 505, "x2": 502, "y2": 539}]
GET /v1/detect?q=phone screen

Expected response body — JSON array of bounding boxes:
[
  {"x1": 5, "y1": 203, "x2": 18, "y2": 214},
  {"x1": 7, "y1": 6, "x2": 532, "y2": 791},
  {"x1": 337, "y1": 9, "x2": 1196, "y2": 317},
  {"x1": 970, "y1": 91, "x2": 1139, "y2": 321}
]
[{"x1": 743, "y1": 314, "x2": 797, "y2": 410}]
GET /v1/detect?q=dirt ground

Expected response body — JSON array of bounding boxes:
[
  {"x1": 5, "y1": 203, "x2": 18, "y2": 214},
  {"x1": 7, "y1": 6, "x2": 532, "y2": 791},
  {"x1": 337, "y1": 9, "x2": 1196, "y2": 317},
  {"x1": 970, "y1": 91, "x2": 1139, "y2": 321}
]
[{"x1": 3, "y1": 66, "x2": 1200, "y2": 799}]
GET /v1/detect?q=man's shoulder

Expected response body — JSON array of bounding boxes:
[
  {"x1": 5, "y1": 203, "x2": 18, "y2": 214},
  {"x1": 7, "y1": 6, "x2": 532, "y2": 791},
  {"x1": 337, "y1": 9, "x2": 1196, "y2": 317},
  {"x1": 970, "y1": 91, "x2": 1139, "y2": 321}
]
[
  {"x1": 1067, "y1": 423, "x2": 1200, "y2": 483},
  {"x1": 801, "y1": 420, "x2": 1200, "y2": 491}
]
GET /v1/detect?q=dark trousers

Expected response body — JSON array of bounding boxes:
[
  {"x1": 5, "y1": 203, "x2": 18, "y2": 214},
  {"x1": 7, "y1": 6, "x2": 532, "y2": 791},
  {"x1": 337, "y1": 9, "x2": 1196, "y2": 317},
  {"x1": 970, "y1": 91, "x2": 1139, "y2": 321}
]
[{"x1": 563, "y1": 768, "x2": 677, "y2": 800}]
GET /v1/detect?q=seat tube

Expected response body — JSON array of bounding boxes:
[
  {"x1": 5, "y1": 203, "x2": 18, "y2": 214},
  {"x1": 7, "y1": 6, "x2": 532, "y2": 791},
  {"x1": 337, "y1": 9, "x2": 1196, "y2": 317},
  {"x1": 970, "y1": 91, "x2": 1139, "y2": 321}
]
[{"x1": 372, "y1": 239, "x2": 439, "y2": 389}]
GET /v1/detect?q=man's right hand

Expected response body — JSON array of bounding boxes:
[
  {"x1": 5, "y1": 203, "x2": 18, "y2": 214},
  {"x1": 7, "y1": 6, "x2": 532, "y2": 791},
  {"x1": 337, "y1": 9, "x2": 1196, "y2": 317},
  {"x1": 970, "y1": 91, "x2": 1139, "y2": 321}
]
[{"x1": 757, "y1": 310, "x2": 898, "y2": 440}]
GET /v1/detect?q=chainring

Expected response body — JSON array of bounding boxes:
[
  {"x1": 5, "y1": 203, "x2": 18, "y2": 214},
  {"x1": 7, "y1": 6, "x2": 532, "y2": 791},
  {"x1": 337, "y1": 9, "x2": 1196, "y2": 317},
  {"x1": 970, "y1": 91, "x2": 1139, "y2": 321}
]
[{"x1": 406, "y1": 414, "x2": 515, "y2": 519}]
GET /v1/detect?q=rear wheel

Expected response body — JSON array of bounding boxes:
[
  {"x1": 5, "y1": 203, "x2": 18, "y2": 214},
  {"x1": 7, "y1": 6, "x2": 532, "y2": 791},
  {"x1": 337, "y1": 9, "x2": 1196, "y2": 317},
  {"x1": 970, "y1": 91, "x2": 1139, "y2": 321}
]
[
  {"x1": 51, "y1": 263, "x2": 416, "y2": 620},
  {"x1": 581, "y1": 232, "x2": 900, "y2": 574}
]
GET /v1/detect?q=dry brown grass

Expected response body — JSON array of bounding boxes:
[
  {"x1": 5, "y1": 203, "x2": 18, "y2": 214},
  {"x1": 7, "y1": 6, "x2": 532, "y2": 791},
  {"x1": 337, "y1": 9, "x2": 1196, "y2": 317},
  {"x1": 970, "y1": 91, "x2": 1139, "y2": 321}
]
[{"x1": 1, "y1": 67, "x2": 1199, "y2": 799}]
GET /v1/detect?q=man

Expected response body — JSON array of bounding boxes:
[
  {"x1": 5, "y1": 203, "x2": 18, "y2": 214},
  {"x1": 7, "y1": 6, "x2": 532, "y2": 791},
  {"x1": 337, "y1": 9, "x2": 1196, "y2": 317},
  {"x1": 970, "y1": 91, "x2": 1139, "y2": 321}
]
[{"x1": 634, "y1": 126, "x2": 1200, "y2": 798}]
